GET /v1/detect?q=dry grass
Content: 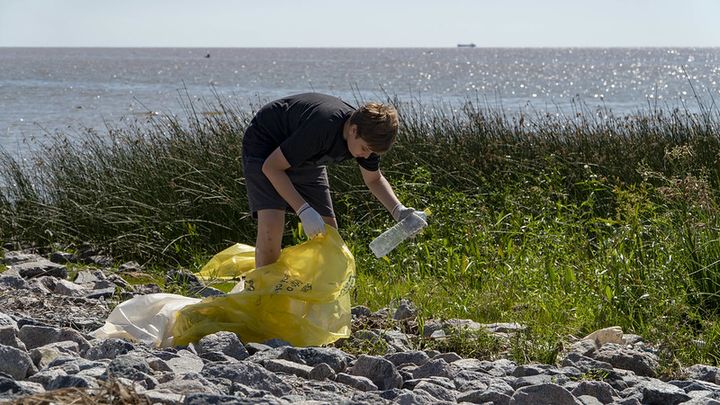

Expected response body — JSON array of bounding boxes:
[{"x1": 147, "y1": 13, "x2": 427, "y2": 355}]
[{"x1": 10, "y1": 378, "x2": 151, "y2": 405}]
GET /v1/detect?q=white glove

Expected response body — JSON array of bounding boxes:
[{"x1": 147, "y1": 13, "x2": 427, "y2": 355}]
[
  {"x1": 297, "y1": 203, "x2": 326, "y2": 239},
  {"x1": 391, "y1": 203, "x2": 416, "y2": 222}
]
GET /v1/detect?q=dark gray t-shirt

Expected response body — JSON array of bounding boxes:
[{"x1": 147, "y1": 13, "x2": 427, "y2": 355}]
[{"x1": 242, "y1": 93, "x2": 380, "y2": 171}]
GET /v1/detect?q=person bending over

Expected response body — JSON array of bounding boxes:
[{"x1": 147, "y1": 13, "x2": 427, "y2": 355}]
[{"x1": 242, "y1": 92, "x2": 415, "y2": 267}]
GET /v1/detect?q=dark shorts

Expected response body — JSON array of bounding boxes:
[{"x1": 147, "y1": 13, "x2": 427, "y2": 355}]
[{"x1": 242, "y1": 154, "x2": 335, "y2": 218}]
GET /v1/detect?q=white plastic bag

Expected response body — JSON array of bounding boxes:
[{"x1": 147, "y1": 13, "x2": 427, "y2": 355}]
[{"x1": 92, "y1": 293, "x2": 201, "y2": 347}]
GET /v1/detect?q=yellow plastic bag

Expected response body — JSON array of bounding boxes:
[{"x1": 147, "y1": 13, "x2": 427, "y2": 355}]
[
  {"x1": 196, "y1": 242, "x2": 256, "y2": 282},
  {"x1": 172, "y1": 225, "x2": 356, "y2": 347}
]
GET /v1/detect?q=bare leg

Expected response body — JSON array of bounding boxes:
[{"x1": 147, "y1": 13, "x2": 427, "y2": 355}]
[
  {"x1": 255, "y1": 209, "x2": 285, "y2": 268},
  {"x1": 322, "y1": 216, "x2": 338, "y2": 229}
]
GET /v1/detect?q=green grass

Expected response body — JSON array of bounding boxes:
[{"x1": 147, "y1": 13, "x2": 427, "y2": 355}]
[{"x1": 1, "y1": 96, "x2": 720, "y2": 373}]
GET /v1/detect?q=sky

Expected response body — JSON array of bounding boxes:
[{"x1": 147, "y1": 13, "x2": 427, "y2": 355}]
[{"x1": 0, "y1": 0, "x2": 719, "y2": 48}]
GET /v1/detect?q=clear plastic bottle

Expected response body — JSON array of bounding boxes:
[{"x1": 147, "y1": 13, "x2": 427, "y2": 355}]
[{"x1": 369, "y1": 211, "x2": 428, "y2": 258}]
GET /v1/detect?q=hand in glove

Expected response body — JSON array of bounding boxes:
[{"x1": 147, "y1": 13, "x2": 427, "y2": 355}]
[
  {"x1": 391, "y1": 203, "x2": 417, "y2": 222},
  {"x1": 297, "y1": 203, "x2": 326, "y2": 239}
]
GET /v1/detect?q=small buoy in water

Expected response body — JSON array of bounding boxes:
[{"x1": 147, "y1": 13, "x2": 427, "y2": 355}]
[{"x1": 205, "y1": 53, "x2": 211, "y2": 58}]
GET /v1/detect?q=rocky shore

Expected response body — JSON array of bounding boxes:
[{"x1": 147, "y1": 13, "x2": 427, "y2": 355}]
[{"x1": 1, "y1": 247, "x2": 720, "y2": 404}]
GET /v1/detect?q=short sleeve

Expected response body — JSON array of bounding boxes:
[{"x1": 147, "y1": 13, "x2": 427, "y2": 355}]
[{"x1": 357, "y1": 154, "x2": 380, "y2": 171}]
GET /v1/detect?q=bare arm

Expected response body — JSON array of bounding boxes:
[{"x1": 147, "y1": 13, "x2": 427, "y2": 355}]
[
  {"x1": 360, "y1": 166, "x2": 402, "y2": 214},
  {"x1": 261, "y1": 147, "x2": 306, "y2": 212}
]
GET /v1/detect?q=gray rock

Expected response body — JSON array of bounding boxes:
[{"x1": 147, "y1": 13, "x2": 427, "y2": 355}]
[
  {"x1": 47, "y1": 356, "x2": 107, "y2": 373},
  {"x1": 0, "y1": 274, "x2": 28, "y2": 289},
  {"x1": 616, "y1": 395, "x2": 642, "y2": 405},
  {"x1": 197, "y1": 331, "x2": 249, "y2": 361},
  {"x1": 143, "y1": 389, "x2": 184, "y2": 404},
  {"x1": 27, "y1": 368, "x2": 67, "y2": 387},
  {"x1": 577, "y1": 395, "x2": 604, "y2": 405},
  {"x1": 382, "y1": 329, "x2": 412, "y2": 352},
  {"x1": 263, "y1": 359, "x2": 313, "y2": 379},
  {"x1": 569, "y1": 339, "x2": 599, "y2": 357},
  {"x1": 685, "y1": 365, "x2": 720, "y2": 385},
  {"x1": 352, "y1": 329, "x2": 385, "y2": 348},
  {"x1": 184, "y1": 393, "x2": 290, "y2": 404},
  {"x1": 403, "y1": 376, "x2": 456, "y2": 391},
  {"x1": 378, "y1": 388, "x2": 405, "y2": 400},
  {"x1": 457, "y1": 389, "x2": 512, "y2": 405},
  {"x1": 413, "y1": 380, "x2": 457, "y2": 401},
  {"x1": 165, "y1": 350, "x2": 204, "y2": 376},
  {"x1": 2, "y1": 251, "x2": 42, "y2": 265},
  {"x1": 87, "y1": 255, "x2": 114, "y2": 267},
  {"x1": 201, "y1": 362, "x2": 293, "y2": 396},
  {"x1": 348, "y1": 354, "x2": 403, "y2": 390},
  {"x1": 484, "y1": 322, "x2": 526, "y2": 334},
  {"x1": 434, "y1": 352, "x2": 462, "y2": 364},
  {"x1": 593, "y1": 344, "x2": 659, "y2": 377},
  {"x1": 53, "y1": 278, "x2": 86, "y2": 296},
  {"x1": 74, "y1": 270, "x2": 101, "y2": 284},
  {"x1": 451, "y1": 358, "x2": 486, "y2": 371},
  {"x1": 200, "y1": 351, "x2": 238, "y2": 363},
  {"x1": 392, "y1": 389, "x2": 439, "y2": 404},
  {"x1": 509, "y1": 383, "x2": 581, "y2": 405},
  {"x1": 146, "y1": 357, "x2": 173, "y2": 373},
  {"x1": 352, "y1": 305, "x2": 372, "y2": 318},
  {"x1": 571, "y1": 380, "x2": 618, "y2": 404},
  {"x1": 453, "y1": 370, "x2": 491, "y2": 392},
  {"x1": 49, "y1": 251, "x2": 76, "y2": 264},
  {"x1": 350, "y1": 391, "x2": 393, "y2": 404},
  {"x1": 336, "y1": 372, "x2": 379, "y2": 391},
  {"x1": 12, "y1": 259, "x2": 67, "y2": 279},
  {"x1": 246, "y1": 346, "x2": 286, "y2": 365},
  {"x1": 681, "y1": 398, "x2": 720, "y2": 405},
  {"x1": 118, "y1": 261, "x2": 141, "y2": 272},
  {"x1": 29, "y1": 341, "x2": 80, "y2": 369},
  {"x1": 641, "y1": 378, "x2": 692, "y2": 404},
  {"x1": 0, "y1": 376, "x2": 34, "y2": 399},
  {"x1": 86, "y1": 286, "x2": 117, "y2": 299},
  {"x1": 669, "y1": 379, "x2": 720, "y2": 393},
  {"x1": 412, "y1": 358, "x2": 457, "y2": 379},
  {"x1": 245, "y1": 342, "x2": 272, "y2": 355},
  {"x1": 510, "y1": 374, "x2": 554, "y2": 390},
  {"x1": 46, "y1": 374, "x2": 98, "y2": 390},
  {"x1": 85, "y1": 338, "x2": 136, "y2": 360},
  {"x1": 310, "y1": 363, "x2": 336, "y2": 381},
  {"x1": 15, "y1": 381, "x2": 44, "y2": 395},
  {"x1": 195, "y1": 286, "x2": 225, "y2": 297},
  {"x1": 393, "y1": 299, "x2": 417, "y2": 320},
  {"x1": 18, "y1": 324, "x2": 90, "y2": 352},
  {"x1": 422, "y1": 320, "x2": 443, "y2": 337},
  {"x1": 264, "y1": 338, "x2": 291, "y2": 348},
  {"x1": 491, "y1": 359, "x2": 518, "y2": 375},
  {"x1": 279, "y1": 346, "x2": 351, "y2": 373},
  {"x1": 0, "y1": 325, "x2": 25, "y2": 350},
  {"x1": 512, "y1": 364, "x2": 550, "y2": 377},
  {"x1": 157, "y1": 376, "x2": 220, "y2": 396},
  {"x1": 429, "y1": 329, "x2": 446, "y2": 339},
  {"x1": 561, "y1": 352, "x2": 615, "y2": 373},
  {"x1": 105, "y1": 354, "x2": 157, "y2": 389},
  {"x1": 0, "y1": 344, "x2": 36, "y2": 379},
  {"x1": 0, "y1": 312, "x2": 17, "y2": 328},
  {"x1": 76, "y1": 367, "x2": 108, "y2": 380},
  {"x1": 385, "y1": 351, "x2": 430, "y2": 367},
  {"x1": 444, "y1": 318, "x2": 483, "y2": 332}
]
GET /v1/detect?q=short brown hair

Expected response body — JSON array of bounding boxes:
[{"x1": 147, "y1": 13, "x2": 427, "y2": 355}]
[{"x1": 349, "y1": 102, "x2": 399, "y2": 154}]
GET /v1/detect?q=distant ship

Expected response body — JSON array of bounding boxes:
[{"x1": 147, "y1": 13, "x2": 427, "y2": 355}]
[{"x1": 457, "y1": 43, "x2": 476, "y2": 48}]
